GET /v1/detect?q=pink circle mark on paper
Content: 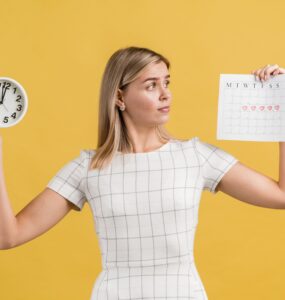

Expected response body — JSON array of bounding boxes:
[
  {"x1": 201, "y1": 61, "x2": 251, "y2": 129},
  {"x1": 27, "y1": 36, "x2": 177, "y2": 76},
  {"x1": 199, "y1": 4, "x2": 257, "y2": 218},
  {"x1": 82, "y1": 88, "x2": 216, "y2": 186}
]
[{"x1": 274, "y1": 105, "x2": 280, "y2": 111}]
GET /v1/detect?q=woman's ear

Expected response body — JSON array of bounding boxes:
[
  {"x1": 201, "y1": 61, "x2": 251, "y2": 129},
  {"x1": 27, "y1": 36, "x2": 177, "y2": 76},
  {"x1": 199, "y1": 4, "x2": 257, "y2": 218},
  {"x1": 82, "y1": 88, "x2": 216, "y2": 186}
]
[{"x1": 117, "y1": 88, "x2": 123, "y2": 100}]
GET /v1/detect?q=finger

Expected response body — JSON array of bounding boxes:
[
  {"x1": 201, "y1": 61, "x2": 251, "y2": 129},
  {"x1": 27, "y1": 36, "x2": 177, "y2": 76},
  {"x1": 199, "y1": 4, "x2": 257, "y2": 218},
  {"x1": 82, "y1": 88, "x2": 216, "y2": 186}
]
[
  {"x1": 260, "y1": 64, "x2": 271, "y2": 81},
  {"x1": 252, "y1": 68, "x2": 262, "y2": 75},
  {"x1": 273, "y1": 69, "x2": 279, "y2": 75},
  {"x1": 254, "y1": 68, "x2": 263, "y2": 81},
  {"x1": 255, "y1": 67, "x2": 264, "y2": 76},
  {"x1": 252, "y1": 70, "x2": 261, "y2": 81},
  {"x1": 274, "y1": 67, "x2": 285, "y2": 75},
  {"x1": 264, "y1": 64, "x2": 280, "y2": 80},
  {"x1": 251, "y1": 70, "x2": 258, "y2": 81}
]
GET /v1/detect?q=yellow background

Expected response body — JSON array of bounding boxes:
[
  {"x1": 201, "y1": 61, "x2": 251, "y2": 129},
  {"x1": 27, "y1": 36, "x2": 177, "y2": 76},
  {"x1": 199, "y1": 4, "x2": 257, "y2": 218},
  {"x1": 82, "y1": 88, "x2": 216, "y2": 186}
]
[{"x1": 1, "y1": 0, "x2": 285, "y2": 299}]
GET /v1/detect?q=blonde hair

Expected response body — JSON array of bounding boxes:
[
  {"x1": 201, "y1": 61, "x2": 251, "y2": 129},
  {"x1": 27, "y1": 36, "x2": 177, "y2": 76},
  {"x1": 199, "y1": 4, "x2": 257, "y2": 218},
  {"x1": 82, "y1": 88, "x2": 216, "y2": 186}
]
[{"x1": 89, "y1": 46, "x2": 182, "y2": 171}]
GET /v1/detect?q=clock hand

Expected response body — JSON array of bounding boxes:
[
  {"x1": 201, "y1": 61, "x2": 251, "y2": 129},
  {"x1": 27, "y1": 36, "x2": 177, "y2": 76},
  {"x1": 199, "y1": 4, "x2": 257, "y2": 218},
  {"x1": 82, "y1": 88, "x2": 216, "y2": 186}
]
[
  {"x1": 1, "y1": 84, "x2": 8, "y2": 104},
  {"x1": 1, "y1": 85, "x2": 4, "y2": 104},
  {"x1": 0, "y1": 100, "x2": 9, "y2": 112},
  {"x1": 2, "y1": 86, "x2": 8, "y2": 103},
  {"x1": 2, "y1": 103, "x2": 8, "y2": 112}
]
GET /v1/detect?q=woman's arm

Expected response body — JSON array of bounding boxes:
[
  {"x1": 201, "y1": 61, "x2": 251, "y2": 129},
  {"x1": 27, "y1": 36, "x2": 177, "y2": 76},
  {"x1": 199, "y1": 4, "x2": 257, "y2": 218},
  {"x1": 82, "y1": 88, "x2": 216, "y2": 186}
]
[
  {"x1": 216, "y1": 64, "x2": 285, "y2": 209},
  {"x1": 11, "y1": 188, "x2": 76, "y2": 249},
  {"x1": 216, "y1": 161, "x2": 285, "y2": 209},
  {"x1": 0, "y1": 137, "x2": 18, "y2": 249},
  {"x1": 0, "y1": 138, "x2": 75, "y2": 250},
  {"x1": 1, "y1": 186, "x2": 75, "y2": 250},
  {"x1": 279, "y1": 142, "x2": 285, "y2": 191}
]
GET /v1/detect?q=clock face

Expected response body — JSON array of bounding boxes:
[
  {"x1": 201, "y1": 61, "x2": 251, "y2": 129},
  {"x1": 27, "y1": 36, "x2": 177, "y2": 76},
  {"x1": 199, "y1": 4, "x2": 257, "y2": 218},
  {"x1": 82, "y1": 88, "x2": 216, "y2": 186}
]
[{"x1": 0, "y1": 77, "x2": 28, "y2": 128}]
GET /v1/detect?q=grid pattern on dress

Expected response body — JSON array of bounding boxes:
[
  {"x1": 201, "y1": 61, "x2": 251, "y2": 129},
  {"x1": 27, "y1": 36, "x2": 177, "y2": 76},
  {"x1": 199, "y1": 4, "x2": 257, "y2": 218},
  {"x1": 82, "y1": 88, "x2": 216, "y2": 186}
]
[
  {"x1": 46, "y1": 149, "x2": 88, "y2": 211},
  {"x1": 46, "y1": 136, "x2": 239, "y2": 300}
]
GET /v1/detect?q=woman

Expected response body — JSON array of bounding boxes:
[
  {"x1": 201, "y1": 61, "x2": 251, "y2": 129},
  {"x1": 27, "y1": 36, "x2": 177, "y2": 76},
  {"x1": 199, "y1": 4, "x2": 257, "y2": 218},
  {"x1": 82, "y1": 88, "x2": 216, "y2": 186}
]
[{"x1": 1, "y1": 46, "x2": 284, "y2": 299}]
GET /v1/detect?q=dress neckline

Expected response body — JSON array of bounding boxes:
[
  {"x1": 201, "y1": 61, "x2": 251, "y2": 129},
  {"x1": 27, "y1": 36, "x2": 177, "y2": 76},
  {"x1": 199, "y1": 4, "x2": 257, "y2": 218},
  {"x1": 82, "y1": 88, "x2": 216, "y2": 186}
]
[{"x1": 116, "y1": 139, "x2": 174, "y2": 155}]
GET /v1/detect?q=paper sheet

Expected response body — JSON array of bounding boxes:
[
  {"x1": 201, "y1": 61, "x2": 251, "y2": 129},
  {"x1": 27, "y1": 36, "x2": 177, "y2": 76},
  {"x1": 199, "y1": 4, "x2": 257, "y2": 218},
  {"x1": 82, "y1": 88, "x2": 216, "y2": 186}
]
[{"x1": 217, "y1": 73, "x2": 285, "y2": 142}]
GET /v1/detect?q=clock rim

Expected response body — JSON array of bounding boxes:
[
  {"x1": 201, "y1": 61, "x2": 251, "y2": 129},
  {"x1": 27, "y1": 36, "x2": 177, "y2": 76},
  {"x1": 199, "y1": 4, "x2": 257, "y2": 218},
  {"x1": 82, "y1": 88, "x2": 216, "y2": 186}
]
[{"x1": 0, "y1": 76, "x2": 28, "y2": 128}]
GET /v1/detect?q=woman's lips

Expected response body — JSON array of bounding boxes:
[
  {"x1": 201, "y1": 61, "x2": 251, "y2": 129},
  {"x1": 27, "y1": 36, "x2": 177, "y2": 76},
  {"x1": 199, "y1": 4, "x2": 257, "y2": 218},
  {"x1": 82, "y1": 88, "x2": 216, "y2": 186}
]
[{"x1": 158, "y1": 106, "x2": 170, "y2": 112}]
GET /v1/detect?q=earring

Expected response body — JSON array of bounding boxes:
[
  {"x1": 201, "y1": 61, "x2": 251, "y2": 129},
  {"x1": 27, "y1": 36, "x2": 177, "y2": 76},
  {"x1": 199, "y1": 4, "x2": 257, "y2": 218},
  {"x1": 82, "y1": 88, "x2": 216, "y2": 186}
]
[{"x1": 119, "y1": 105, "x2": 125, "y2": 111}]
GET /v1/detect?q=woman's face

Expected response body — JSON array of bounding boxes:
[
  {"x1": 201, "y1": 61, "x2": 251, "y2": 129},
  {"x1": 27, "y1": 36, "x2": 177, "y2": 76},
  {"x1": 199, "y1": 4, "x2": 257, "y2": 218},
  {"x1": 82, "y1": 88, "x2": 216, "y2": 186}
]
[{"x1": 118, "y1": 61, "x2": 172, "y2": 127}]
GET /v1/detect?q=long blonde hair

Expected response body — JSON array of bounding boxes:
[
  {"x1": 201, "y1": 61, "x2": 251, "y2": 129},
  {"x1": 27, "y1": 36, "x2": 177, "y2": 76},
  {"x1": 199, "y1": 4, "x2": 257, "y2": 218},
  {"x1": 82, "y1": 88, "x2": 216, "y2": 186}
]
[{"x1": 89, "y1": 46, "x2": 180, "y2": 171}]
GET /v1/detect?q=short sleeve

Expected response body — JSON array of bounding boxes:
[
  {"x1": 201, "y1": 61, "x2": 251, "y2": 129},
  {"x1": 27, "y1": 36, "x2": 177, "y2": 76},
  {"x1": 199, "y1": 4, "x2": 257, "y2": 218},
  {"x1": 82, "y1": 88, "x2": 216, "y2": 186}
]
[
  {"x1": 46, "y1": 150, "x2": 89, "y2": 211},
  {"x1": 193, "y1": 137, "x2": 239, "y2": 194}
]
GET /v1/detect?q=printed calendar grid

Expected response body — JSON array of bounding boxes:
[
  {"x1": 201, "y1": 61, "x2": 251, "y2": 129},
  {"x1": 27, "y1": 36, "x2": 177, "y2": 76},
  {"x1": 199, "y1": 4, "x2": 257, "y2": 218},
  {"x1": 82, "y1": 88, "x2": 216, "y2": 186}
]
[{"x1": 217, "y1": 73, "x2": 285, "y2": 141}]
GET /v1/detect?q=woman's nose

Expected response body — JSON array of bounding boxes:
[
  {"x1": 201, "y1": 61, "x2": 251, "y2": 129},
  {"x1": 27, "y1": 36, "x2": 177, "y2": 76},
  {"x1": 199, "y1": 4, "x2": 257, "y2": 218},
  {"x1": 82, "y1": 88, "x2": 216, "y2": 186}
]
[
  {"x1": 160, "y1": 89, "x2": 171, "y2": 100},
  {"x1": 159, "y1": 84, "x2": 171, "y2": 98}
]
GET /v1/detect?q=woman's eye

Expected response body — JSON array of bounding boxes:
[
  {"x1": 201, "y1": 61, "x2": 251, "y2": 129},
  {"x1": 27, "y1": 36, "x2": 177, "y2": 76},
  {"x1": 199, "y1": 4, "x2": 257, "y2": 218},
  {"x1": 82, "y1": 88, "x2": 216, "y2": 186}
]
[
  {"x1": 147, "y1": 81, "x2": 170, "y2": 89},
  {"x1": 147, "y1": 83, "x2": 155, "y2": 89}
]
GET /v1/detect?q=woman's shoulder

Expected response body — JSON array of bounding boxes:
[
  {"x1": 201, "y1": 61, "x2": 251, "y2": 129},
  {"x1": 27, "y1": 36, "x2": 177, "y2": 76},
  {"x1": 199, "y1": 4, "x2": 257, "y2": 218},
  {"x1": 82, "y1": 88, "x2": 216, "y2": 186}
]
[
  {"x1": 81, "y1": 148, "x2": 96, "y2": 153},
  {"x1": 79, "y1": 148, "x2": 96, "y2": 160}
]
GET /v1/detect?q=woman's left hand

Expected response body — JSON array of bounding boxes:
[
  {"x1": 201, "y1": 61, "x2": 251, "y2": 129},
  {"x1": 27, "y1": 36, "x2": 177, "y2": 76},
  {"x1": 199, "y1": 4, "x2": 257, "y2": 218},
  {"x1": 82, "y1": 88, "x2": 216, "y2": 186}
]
[{"x1": 251, "y1": 64, "x2": 285, "y2": 82}]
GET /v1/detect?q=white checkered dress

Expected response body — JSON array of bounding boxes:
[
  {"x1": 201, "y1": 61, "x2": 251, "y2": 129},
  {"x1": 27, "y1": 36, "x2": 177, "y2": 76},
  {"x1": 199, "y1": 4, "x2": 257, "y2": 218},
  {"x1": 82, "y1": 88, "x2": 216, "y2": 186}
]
[{"x1": 47, "y1": 137, "x2": 238, "y2": 300}]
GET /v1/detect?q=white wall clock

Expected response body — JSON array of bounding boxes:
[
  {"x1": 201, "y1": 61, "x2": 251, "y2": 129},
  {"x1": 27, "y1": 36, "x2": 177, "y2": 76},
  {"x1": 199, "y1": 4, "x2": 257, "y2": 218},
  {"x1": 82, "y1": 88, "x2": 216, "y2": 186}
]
[{"x1": 0, "y1": 77, "x2": 28, "y2": 128}]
